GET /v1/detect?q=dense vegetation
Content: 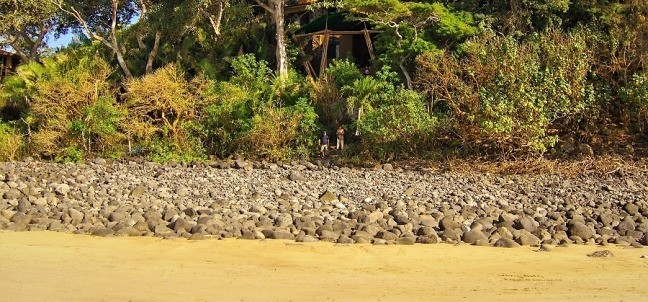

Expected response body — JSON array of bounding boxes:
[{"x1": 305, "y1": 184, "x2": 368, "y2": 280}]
[{"x1": 1, "y1": 0, "x2": 646, "y2": 163}]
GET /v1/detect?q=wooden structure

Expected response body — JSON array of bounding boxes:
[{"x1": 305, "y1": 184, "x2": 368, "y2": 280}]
[
  {"x1": 0, "y1": 50, "x2": 21, "y2": 81},
  {"x1": 291, "y1": 11, "x2": 381, "y2": 77},
  {"x1": 286, "y1": 0, "x2": 318, "y2": 14}
]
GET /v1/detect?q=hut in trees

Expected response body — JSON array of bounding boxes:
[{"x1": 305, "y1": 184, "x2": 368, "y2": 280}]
[
  {"x1": 0, "y1": 50, "x2": 21, "y2": 81},
  {"x1": 288, "y1": 5, "x2": 380, "y2": 77}
]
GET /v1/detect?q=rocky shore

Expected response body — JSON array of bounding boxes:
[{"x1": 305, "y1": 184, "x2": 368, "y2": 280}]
[{"x1": 1, "y1": 159, "x2": 647, "y2": 247}]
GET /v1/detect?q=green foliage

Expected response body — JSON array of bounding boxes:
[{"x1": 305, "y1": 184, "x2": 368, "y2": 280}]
[
  {"x1": 239, "y1": 99, "x2": 319, "y2": 160},
  {"x1": 425, "y1": 2, "x2": 477, "y2": 43},
  {"x1": 55, "y1": 146, "x2": 84, "y2": 163},
  {"x1": 346, "y1": 0, "x2": 476, "y2": 86},
  {"x1": 308, "y1": 59, "x2": 363, "y2": 128},
  {"x1": 229, "y1": 54, "x2": 274, "y2": 91},
  {"x1": 200, "y1": 55, "x2": 319, "y2": 160},
  {"x1": 417, "y1": 30, "x2": 593, "y2": 154},
  {"x1": 342, "y1": 76, "x2": 380, "y2": 119},
  {"x1": 332, "y1": 66, "x2": 437, "y2": 160},
  {"x1": 1, "y1": 59, "x2": 49, "y2": 112},
  {"x1": 147, "y1": 136, "x2": 207, "y2": 163},
  {"x1": 619, "y1": 74, "x2": 648, "y2": 133},
  {"x1": 2, "y1": 0, "x2": 647, "y2": 162},
  {"x1": 69, "y1": 96, "x2": 125, "y2": 155},
  {"x1": 0, "y1": 55, "x2": 119, "y2": 160},
  {"x1": 358, "y1": 89, "x2": 435, "y2": 160},
  {"x1": 0, "y1": 0, "x2": 61, "y2": 61},
  {"x1": 323, "y1": 59, "x2": 363, "y2": 91}
]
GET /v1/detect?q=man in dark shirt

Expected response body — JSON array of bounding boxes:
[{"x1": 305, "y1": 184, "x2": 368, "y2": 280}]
[{"x1": 320, "y1": 131, "x2": 329, "y2": 156}]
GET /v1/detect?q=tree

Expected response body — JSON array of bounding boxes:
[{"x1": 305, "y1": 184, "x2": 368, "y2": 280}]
[
  {"x1": 0, "y1": 0, "x2": 63, "y2": 62},
  {"x1": 253, "y1": 0, "x2": 288, "y2": 80},
  {"x1": 344, "y1": 0, "x2": 476, "y2": 89},
  {"x1": 344, "y1": 0, "x2": 439, "y2": 89},
  {"x1": 50, "y1": 0, "x2": 159, "y2": 79}
]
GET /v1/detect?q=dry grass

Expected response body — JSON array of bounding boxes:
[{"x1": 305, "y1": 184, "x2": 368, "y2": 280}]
[{"x1": 395, "y1": 155, "x2": 648, "y2": 178}]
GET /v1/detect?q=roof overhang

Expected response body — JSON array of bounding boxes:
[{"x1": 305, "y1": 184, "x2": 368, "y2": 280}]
[
  {"x1": 0, "y1": 50, "x2": 18, "y2": 57},
  {"x1": 294, "y1": 12, "x2": 374, "y2": 35}
]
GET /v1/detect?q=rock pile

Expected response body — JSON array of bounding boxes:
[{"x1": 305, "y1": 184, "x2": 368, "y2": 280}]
[{"x1": 1, "y1": 160, "x2": 646, "y2": 247}]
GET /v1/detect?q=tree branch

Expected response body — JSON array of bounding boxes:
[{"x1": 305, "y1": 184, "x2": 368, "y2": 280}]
[
  {"x1": 30, "y1": 23, "x2": 52, "y2": 58},
  {"x1": 254, "y1": 0, "x2": 275, "y2": 14},
  {"x1": 51, "y1": 0, "x2": 133, "y2": 79},
  {"x1": 8, "y1": 39, "x2": 30, "y2": 63},
  {"x1": 139, "y1": 0, "x2": 148, "y2": 18},
  {"x1": 202, "y1": 0, "x2": 225, "y2": 40}
]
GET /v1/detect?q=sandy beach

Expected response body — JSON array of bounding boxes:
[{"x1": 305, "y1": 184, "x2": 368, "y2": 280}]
[{"x1": 1, "y1": 231, "x2": 646, "y2": 301}]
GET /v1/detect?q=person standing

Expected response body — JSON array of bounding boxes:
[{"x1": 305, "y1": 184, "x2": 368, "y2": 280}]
[
  {"x1": 320, "y1": 131, "x2": 329, "y2": 156},
  {"x1": 336, "y1": 126, "x2": 345, "y2": 150}
]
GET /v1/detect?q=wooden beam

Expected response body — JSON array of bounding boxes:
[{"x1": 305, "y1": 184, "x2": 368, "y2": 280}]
[
  {"x1": 294, "y1": 30, "x2": 382, "y2": 38},
  {"x1": 285, "y1": 4, "x2": 308, "y2": 14},
  {"x1": 363, "y1": 29, "x2": 376, "y2": 60}
]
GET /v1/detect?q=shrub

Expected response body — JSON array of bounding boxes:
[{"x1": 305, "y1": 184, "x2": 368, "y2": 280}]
[
  {"x1": 619, "y1": 74, "x2": 648, "y2": 134},
  {"x1": 323, "y1": 59, "x2": 364, "y2": 90},
  {"x1": 2, "y1": 55, "x2": 120, "y2": 159},
  {"x1": 124, "y1": 64, "x2": 207, "y2": 161},
  {"x1": 69, "y1": 96, "x2": 126, "y2": 156},
  {"x1": 309, "y1": 59, "x2": 363, "y2": 127},
  {"x1": 200, "y1": 54, "x2": 319, "y2": 160},
  {"x1": 358, "y1": 89, "x2": 436, "y2": 160},
  {"x1": 416, "y1": 30, "x2": 593, "y2": 154},
  {"x1": 0, "y1": 121, "x2": 23, "y2": 161},
  {"x1": 239, "y1": 100, "x2": 318, "y2": 160},
  {"x1": 55, "y1": 146, "x2": 84, "y2": 163}
]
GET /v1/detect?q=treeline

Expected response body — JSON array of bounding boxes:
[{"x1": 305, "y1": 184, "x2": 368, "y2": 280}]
[{"x1": 0, "y1": 0, "x2": 646, "y2": 162}]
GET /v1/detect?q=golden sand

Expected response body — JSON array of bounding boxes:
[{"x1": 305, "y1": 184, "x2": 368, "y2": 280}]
[{"x1": 1, "y1": 231, "x2": 647, "y2": 301}]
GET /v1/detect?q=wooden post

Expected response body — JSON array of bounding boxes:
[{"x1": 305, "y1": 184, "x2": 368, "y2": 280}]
[
  {"x1": 306, "y1": 61, "x2": 317, "y2": 78},
  {"x1": 363, "y1": 29, "x2": 375, "y2": 60},
  {"x1": 319, "y1": 30, "x2": 330, "y2": 77},
  {"x1": 303, "y1": 61, "x2": 316, "y2": 78},
  {"x1": 0, "y1": 56, "x2": 5, "y2": 79}
]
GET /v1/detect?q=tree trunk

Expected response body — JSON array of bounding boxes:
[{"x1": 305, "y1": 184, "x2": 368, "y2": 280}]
[
  {"x1": 136, "y1": 33, "x2": 147, "y2": 50},
  {"x1": 145, "y1": 31, "x2": 161, "y2": 74},
  {"x1": 273, "y1": 0, "x2": 288, "y2": 80},
  {"x1": 254, "y1": 0, "x2": 288, "y2": 80},
  {"x1": 399, "y1": 62, "x2": 413, "y2": 90},
  {"x1": 111, "y1": 37, "x2": 133, "y2": 79},
  {"x1": 355, "y1": 105, "x2": 363, "y2": 136},
  {"x1": 204, "y1": 0, "x2": 225, "y2": 40},
  {"x1": 10, "y1": 44, "x2": 30, "y2": 63}
]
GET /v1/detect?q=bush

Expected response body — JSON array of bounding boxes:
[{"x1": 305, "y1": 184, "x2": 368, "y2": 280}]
[
  {"x1": 124, "y1": 64, "x2": 207, "y2": 161},
  {"x1": 69, "y1": 96, "x2": 126, "y2": 156},
  {"x1": 416, "y1": 30, "x2": 593, "y2": 154},
  {"x1": 200, "y1": 54, "x2": 319, "y2": 160},
  {"x1": 1, "y1": 55, "x2": 120, "y2": 159},
  {"x1": 323, "y1": 59, "x2": 364, "y2": 90},
  {"x1": 239, "y1": 99, "x2": 318, "y2": 160},
  {"x1": 0, "y1": 121, "x2": 23, "y2": 161},
  {"x1": 358, "y1": 89, "x2": 436, "y2": 160},
  {"x1": 619, "y1": 74, "x2": 648, "y2": 134},
  {"x1": 309, "y1": 59, "x2": 363, "y2": 127}
]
